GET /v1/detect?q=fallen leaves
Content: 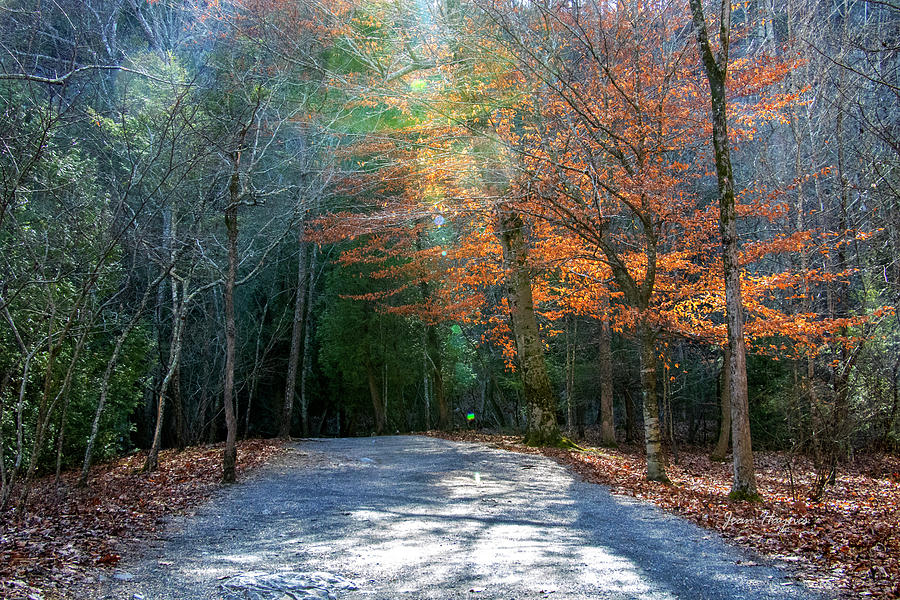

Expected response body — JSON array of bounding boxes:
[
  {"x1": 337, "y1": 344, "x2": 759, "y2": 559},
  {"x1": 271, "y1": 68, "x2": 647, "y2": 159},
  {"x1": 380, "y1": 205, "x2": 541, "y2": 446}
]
[
  {"x1": 430, "y1": 431, "x2": 900, "y2": 599},
  {"x1": 0, "y1": 439, "x2": 286, "y2": 600}
]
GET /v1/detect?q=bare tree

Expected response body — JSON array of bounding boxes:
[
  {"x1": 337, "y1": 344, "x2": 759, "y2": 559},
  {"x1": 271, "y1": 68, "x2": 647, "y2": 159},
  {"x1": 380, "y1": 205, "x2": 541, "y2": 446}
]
[{"x1": 689, "y1": 0, "x2": 757, "y2": 498}]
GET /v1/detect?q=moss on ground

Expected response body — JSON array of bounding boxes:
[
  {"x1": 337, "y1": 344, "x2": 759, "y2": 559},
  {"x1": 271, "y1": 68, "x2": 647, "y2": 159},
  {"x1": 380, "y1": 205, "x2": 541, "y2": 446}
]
[{"x1": 728, "y1": 489, "x2": 763, "y2": 502}]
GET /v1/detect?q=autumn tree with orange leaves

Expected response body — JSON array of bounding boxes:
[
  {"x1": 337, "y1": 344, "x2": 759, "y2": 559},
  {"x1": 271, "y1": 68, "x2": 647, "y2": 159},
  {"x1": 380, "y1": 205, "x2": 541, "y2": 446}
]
[{"x1": 305, "y1": 0, "x2": 893, "y2": 488}]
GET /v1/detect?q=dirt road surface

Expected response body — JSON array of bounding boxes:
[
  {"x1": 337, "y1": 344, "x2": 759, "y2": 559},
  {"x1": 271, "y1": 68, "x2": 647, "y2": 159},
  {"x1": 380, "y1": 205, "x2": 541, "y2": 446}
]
[{"x1": 92, "y1": 436, "x2": 827, "y2": 600}]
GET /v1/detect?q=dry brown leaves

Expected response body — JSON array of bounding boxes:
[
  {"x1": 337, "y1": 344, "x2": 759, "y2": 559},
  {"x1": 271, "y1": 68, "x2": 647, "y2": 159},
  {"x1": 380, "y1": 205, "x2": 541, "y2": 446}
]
[
  {"x1": 430, "y1": 431, "x2": 900, "y2": 599},
  {"x1": 0, "y1": 439, "x2": 286, "y2": 600}
]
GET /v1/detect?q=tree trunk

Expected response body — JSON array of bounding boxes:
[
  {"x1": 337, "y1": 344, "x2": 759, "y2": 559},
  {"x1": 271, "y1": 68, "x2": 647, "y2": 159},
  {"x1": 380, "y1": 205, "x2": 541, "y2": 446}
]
[
  {"x1": 173, "y1": 363, "x2": 185, "y2": 449},
  {"x1": 313, "y1": 405, "x2": 328, "y2": 437},
  {"x1": 0, "y1": 372, "x2": 8, "y2": 503},
  {"x1": 15, "y1": 321, "x2": 59, "y2": 516},
  {"x1": 498, "y1": 209, "x2": 560, "y2": 446},
  {"x1": 711, "y1": 344, "x2": 732, "y2": 461},
  {"x1": 828, "y1": 96, "x2": 853, "y2": 468},
  {"x1": 244, "y1": 296, "x2": 268, "y2": 439},
  {"x1": 690, "y1": 0, "x2": 757, "y2": 497},
  {"x1": 2, "y1": 349, "x2": 34, "y2": 510},
  {"x1": 883, "y1": 357, "x2": 899, "y2": 447},
  {"x1": 476, "y1": 376, "x2": 486, "y2": 429},
  {"x1": 144, "y1": 296, "x2": 186, "y2": 473},
  {"x1": 566, "y1": 315, "x2": 576, "y2": 435},
  {"x1": 366, "y1": 357, "x2": 385, "y2": 435},
  {"x1": 623, "y1": 387, "x2": 637, "y2": 444},
  {"x1": 639, "y1": 324, "x2": 667, "y2": 481},
  {"x1": 663, "y1": 357, "x2": 678, "y2": 464},
  {"x1": 423, "y1": 347, "x2": 432, "y2": 430},
  {"x1": 598, "y1": 313, "x2": 616, "y2": 446},
  {"x1": 488, "y1": 374, "x2": 507, "y2": 428},
  {"x1": 53, "y1": 392, "x2": 72, "y2": 487},
  {"x1": 169, "y1": 215, "x2": 186, "y2": 451},
  {"x1": 145, "y1": 207, "x2": 181, "y2": 473},
  {"x1": 19, "y1": 315, "x2": 91, "y2": 514},
  {"x1": 0, "y1": 304, "x2": 31, "y2": 509},
  {"x1": 204, "y1": 384, "x2": 216, "y2": 444},
  {"x1": 156, "y1": 205, "x2": 174, "y2": 441},
  {"x1": 416, "y1": 219, "x2": 448, "y2": 431},
  {"x1": 222, "y1": 171, "x2": 239, "y2": 484},
  {"x1": 426, "y1": 325, "x2": 448, "y2": 429},
  {"x1": 299, "y1": 243, "x2": 319, "y2": 437},
  {"x1": 279, "y1": 238, "x2": 309, "y2": 439},
  {"x1": 80, "y1": 333, "x2": 129, "y2": 485}
]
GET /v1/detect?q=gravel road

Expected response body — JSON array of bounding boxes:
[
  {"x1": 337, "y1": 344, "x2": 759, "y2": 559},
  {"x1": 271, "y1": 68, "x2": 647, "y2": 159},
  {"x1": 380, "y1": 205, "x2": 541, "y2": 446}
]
[{"x1": 93, "y1": 436, "x2": 827, "y2": 600}]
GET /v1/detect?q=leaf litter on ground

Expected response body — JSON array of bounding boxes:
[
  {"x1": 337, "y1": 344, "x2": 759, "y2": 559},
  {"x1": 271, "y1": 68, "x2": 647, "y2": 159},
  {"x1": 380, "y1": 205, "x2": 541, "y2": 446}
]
[
  {"x1": 430, "y1": 431, "x2": 900, "y2": 599},
  {"x1": 0, "y1": 439, "x2": 287, "y2": 600}
]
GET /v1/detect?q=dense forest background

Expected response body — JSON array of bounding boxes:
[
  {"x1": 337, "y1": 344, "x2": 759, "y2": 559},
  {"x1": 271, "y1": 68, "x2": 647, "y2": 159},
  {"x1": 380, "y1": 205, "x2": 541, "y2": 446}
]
[{"x1": 1, "y1": 0, "x2": 898, "y2": 507}]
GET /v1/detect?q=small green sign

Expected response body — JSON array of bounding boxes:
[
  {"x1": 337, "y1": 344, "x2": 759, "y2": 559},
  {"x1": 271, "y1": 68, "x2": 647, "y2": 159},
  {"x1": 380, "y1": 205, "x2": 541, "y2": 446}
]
[{"x1": 466, "y1": 412, "x2": 475, "y2": 421}]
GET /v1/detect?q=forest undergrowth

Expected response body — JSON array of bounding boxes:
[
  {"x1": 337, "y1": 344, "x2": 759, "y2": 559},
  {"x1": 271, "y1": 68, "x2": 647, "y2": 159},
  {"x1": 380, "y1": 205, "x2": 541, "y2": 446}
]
[
  {"x1": 433, "y1": 431, "x2": 900, "y2": 599},
  {"x1": 0, "y1": 439, "x2": 286, "y2": 600}
]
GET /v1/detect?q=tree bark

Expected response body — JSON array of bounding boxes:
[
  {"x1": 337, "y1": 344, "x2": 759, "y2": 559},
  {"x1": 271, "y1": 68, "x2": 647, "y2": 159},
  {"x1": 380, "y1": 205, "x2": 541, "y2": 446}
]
[
  {"x1": 711, "y1": 344, "x2": 732, "y2": 461},
  {"x1": 0, "y1": 302, "x2": 31, "y2": 509},
  {"x1": 426, "y1": 324, "x2": 448, "y2": 429},
  {"x1": 80, "y1": 329, "x2": 132, "y2": 485},
  {"x1": 15, "y1": 314, "x2": 59, "y2": 516},
  {"x1": 623, "y1": 387, "x2": 637, "y2": 444},
  {"x1": 145, "y1": 207, "x2": 180, "y2": 473},
  {"x1": 244, "y1": 296, "x2": 267, "y2": 439},
  {"x1": 2, "y1": 348, "x2": 34, "y2": 510},
  {"x1": 53, "y1": 392, "x2": 72, "y2": 487},
  {"x1": 279, "y1": 238, "x2": 309, "y2": 439},
  {"x1": 416, "y1": 222, "x2": 448, "y2": 431},
  {"x1": 168, "y1": 209, "x2": 186, "y2": 451},
  {"x1": 566, "y1": 315, "x2": 576, "y2": 435},
  {"x1": 828, "y1": 95, "x2": 853, "y2": 466},
  {"x1": 886, "y1": 357, "x2": 900, "y2": 447},
  {"x1": 19, "y1": 312, "x2": 92, "y2": 514},
  {"x1": 498, "y1": 209, "x2": 560, "y2": 446},
  {"x1": 639, "y1": 324, "x2": 667, "y2": 481},
  {"x1": 299, "y1": 243, "x2": 319, "y2": 437},
  {"x1": 144, "y1": 294, "x2": 186, "y2": 473},
  {"x1": 598, "y1": 312, "x2": 616, "y2": 446},
  {"x1": 690, "y1": 0, "x2": 757, "y2": 497},
  {"x1": 222, "y1": 169, "x2": 239, "y2": 483},
  {"x1": 366, "y1": 356, "x2": 385, "y2": 435},
  {"x1": 173, "y1": 363, "x2": 185, "y2": 449},
  {"x1": 423, "y1": 348, "x2": 432, "y2": 431},
  {"x1": 0, "y1": 371, "x2": 9, "y2": 503}
]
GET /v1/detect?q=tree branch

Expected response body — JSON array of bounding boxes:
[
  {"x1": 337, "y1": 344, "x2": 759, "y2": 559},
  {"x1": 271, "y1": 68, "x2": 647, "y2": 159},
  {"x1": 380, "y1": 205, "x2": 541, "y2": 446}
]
[{"x1": 0, "y1": 65, "x2": 187, "y2": 86}]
